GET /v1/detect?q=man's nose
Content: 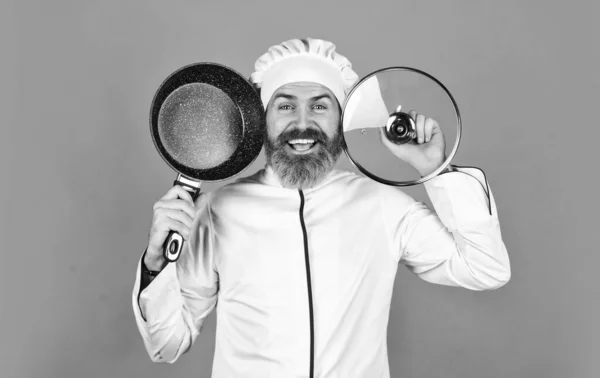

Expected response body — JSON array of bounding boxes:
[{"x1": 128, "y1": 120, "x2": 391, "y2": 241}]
[{"x1": 295, "y1": 108, "x2": 311, "y2": 130}]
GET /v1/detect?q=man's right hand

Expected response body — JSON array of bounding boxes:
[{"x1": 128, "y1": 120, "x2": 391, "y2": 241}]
[{"x1": 145, "y1": 186, "x2": 197, "y2": 271}]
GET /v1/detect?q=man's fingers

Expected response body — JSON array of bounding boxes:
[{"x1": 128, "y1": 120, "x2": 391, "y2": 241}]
[
  {"x1": 408, "y1": 110, "x2": 421, "y2": 143},
  {"x1": 161, "y1": 186, "x2": 195, "y2": 205},
  {"x1": 415, "y1": 114, "x2": 425, "y2": 144},
  {"x1": 162, "y1": 218, "x2": 191, "y2": 240},
  {"x1": 158, "y1": 208, "x2": 194, "y2": 229},
  {"x1": 154, "y1": 199, "x2": 196, "y2": 220},
  {"x1": 153, "y1": 198, "x2": 196, "y2": 220},
  {"x1": 424, "y1": 117, "x2": 436, "y2": 143}
]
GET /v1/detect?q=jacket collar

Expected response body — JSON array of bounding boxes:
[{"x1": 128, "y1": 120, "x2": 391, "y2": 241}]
[{"x1": 258, "y1": 164, "x2": 345, "y2": 192}]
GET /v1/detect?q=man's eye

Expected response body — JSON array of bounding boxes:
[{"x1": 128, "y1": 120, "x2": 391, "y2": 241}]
[
  {"x1": 279, "y1": 105, "x2": 293, "y2": 110},
  {"x1": 313, "y1": 104, "x2": 327, "y2": 110}
]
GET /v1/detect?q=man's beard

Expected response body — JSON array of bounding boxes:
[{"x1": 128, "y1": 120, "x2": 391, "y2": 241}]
[{"x1": 264, "y1": 126, "x2": 343, "y2": 189}]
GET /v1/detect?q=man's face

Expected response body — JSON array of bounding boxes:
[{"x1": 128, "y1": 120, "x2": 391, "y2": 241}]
[{"x1": 264, "y1": 82, "x2": 343, "y2": 189}]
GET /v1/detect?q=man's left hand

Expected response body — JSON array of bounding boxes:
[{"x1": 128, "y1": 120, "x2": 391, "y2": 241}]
[{"x1": 379, "y1": 109, "x2": 447, "y2": 177}]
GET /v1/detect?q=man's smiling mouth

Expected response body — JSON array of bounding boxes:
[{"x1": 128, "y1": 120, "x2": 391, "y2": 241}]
[{"x1": 287, "y1": 139, "x2": 317, "y2": 152}]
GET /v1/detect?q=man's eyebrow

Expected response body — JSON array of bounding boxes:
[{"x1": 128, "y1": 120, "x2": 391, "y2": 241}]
[
  {"x1": 272, "y1": 93, "x2": 334, "y2": 102},
  {"x1": 272, "y1": 93, "x2": 297, "y2": 101},
  {"x1": 310, "y1": 94, "x2": 334, "y2": 102}
]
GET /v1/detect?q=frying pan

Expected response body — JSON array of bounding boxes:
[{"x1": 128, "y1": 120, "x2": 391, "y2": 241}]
[{"x1": 150, "y1": 62, "x2": 265, "y2": 262}]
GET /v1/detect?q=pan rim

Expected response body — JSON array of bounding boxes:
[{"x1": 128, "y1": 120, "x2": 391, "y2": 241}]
[{"x1": 149, "y1": 62, "x2": 265, "y2": 182}]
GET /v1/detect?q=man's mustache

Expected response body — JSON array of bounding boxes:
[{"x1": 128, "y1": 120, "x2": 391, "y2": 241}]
[{"x1": 276, "y1": 127, "x2": 329, "y2": 145}]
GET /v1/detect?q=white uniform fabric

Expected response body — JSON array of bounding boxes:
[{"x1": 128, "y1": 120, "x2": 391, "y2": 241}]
[{"x1": 131, "y1": 166, "x2": 510, "y2": 377}]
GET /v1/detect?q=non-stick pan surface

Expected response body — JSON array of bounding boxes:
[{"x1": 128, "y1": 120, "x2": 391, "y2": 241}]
[{"x1": 150, "y1": 62, "x2": 265, "y2": 182}]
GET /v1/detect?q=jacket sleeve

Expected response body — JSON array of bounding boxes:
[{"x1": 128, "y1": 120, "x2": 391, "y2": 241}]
[
  {"x1": 131, "y1": 199, "x2": 219, "y2": 363},
  {"x1": 386, "y1": 166, "x2": 511, "y2": 290}
]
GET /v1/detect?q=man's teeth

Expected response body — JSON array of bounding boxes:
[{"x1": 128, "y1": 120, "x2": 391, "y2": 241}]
[
  {"x1": 288, "y1": 139, "x2": 316, "y2": 151},
  {"x1": 288, "y1": 139, "x2": 315, "y2": 144}
]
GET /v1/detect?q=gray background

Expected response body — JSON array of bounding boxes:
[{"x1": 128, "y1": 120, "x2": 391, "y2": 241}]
[{"x1": 1, "y1": 0, "x2": 598, "y2": 377}]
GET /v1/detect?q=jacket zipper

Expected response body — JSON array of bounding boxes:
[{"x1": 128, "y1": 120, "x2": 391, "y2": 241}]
[{"x1": 298, "y1": 189, "x2": 315, "y2": 378}]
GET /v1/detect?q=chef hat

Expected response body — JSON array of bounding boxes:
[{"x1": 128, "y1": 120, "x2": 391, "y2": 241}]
[{"x1": 250, "y1": 38, "x2": 359, "y2": 108}]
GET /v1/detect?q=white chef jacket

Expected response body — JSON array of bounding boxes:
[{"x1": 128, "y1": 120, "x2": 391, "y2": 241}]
[{"x1": 131, "y1": 165, "x2": 510, "y2": 378}]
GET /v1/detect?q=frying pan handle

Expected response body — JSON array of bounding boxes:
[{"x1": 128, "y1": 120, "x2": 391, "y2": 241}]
[
  {"x1": 163, "y1": 174, "x2": 202, "y2": 263},
  {"x1": 164, "y1": 231, "x2": 185, "y2": 262}
]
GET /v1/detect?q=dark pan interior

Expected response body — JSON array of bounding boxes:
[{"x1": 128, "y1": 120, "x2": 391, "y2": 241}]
[{"x1": 150, "y1": 63, "x2": 265, "y2": 181}]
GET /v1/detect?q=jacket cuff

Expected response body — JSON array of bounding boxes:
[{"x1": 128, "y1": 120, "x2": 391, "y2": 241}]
[
  {"x1": 423, "y1": 165, "x2": 496, "y2": 230},
  {"x1": 134, "y1": 250, "x2": 179, "y2": 323}
]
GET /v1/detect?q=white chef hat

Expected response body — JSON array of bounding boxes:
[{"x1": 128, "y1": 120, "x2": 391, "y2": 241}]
[{"x1": 250, "y1": 38, "x2": 359, "y2": 108}]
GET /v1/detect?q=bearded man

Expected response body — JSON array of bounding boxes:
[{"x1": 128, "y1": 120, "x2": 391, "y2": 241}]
[{"x1": 132, "y1": 38, "x2": 511, "y2": 378}]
